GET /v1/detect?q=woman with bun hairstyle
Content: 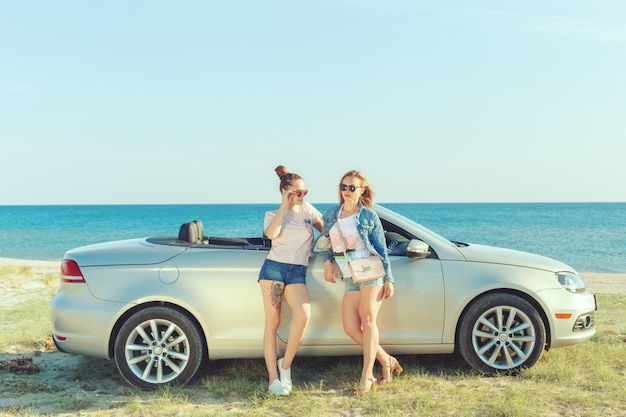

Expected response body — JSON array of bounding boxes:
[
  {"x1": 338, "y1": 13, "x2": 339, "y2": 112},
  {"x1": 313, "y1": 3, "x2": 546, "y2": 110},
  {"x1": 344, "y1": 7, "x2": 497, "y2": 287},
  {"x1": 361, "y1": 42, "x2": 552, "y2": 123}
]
[
  {"x1": 258, "y1": 165, "x2": 323, "y2": 395},
  {"x1": 314, "y1": 170, "x2": 400, "y2": 395}
]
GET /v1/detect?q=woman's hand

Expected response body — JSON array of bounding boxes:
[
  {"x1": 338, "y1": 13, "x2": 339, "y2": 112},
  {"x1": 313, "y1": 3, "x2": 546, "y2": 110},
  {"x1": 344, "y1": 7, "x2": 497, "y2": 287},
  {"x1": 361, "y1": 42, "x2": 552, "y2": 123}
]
[
  {"x1": 265, "y1": 190, "x2": 295, "y2": 239},
  {"x1": 382, "y1": 281, "x2": 394, "y2": 299},
  {"x1": 280, "y1": 189, "x2": 295, "y2": 207},
  {"x1": 323, "y1": 260, "x2": 337, "y2": 283}
]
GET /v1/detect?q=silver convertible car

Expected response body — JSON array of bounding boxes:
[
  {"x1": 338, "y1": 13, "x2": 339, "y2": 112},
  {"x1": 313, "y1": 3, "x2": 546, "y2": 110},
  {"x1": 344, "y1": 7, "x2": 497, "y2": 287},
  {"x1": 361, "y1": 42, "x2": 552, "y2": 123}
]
[{"x1": 50, "y1": 205, "x2": 597, "y2": 389}]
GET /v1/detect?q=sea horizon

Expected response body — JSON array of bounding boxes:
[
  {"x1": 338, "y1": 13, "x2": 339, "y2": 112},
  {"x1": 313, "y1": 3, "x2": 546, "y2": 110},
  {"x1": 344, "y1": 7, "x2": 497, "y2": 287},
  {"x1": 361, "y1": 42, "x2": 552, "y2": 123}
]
[
  {"x1": 2, "y1": 201, "x2": 624, "y2": 207},
  {"x1": 1, "y1": 202, "x2": 624, "y2": 273}
]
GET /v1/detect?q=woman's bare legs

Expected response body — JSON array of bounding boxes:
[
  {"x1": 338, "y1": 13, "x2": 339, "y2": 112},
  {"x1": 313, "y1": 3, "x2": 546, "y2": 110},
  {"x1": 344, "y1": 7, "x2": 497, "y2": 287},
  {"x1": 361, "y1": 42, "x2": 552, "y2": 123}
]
[
  {"x1": 281, "y1": 283, "x2": 311, "y2": 369},
  {"x1": 342, "y1": 286, "x2": 388, "y2": 391},
  {"x1": 343, "y1": 288, "x2": 392, "y2": 365},
  {"x1": 259, "y1": 280, "x2": 285, "y2": 384},
  {"x1": 260, "y1": 281, "x2": 310, "y2": 393}
]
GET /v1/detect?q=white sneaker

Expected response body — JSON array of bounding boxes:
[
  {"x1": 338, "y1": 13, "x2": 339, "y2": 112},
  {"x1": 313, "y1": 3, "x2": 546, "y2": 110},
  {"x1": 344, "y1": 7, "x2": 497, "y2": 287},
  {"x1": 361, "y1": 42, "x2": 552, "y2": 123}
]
[
  {"x1": 268, "y1": 379, "x2": 289, "y2": 395},
  {"x1": 277, "y1": 358, "x2": 292, "y2": 392}
]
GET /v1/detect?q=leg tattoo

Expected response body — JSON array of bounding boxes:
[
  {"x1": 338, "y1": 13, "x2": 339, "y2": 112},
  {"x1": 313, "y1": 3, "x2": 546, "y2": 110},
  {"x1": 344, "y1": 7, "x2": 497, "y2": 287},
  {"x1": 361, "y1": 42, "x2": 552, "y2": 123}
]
[{"x1": 270, "y1": 282, "x2": 284, "y2": 310}]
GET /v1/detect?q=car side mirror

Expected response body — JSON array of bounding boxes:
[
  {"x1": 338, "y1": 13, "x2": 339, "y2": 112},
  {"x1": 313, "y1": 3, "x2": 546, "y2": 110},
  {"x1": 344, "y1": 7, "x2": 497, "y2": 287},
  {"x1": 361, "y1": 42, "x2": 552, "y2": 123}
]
[{"x1": 406, "y1": 239, "x2": 430, "y2": 259}]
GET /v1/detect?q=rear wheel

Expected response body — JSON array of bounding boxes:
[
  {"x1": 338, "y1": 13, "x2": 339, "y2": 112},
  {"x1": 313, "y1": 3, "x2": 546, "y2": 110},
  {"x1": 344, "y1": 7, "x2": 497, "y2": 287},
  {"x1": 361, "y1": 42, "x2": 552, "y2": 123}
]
[
  {"x1": 114, "y1": 306, "x2": 204, "y2": 388},
  {"x1": 458, "y1": 293, "x2": 546, "y2": 374}
]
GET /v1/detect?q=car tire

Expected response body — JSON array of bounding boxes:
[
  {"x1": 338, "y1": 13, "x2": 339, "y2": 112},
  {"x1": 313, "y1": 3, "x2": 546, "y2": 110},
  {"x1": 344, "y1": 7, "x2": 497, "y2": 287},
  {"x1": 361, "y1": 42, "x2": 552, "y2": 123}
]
[
  {"x1": 114, "y1": 306, "x2": 204, "y2": 389},
  {"x1": 458, "y1": 293, "x2": 546, "y2": 374}
]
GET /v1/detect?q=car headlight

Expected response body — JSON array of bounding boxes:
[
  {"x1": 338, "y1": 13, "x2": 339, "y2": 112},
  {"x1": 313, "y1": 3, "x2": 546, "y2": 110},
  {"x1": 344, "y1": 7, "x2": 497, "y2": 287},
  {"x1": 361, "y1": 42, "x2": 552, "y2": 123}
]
[{"x1": 556, "y1": 272, "x2": 586, "y2": 293}]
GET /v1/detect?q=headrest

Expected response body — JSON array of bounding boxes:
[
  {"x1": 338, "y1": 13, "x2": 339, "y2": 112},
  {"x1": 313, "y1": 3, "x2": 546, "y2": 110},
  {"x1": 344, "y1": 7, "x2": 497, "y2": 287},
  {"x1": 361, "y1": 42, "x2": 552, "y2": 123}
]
[{"x1": 178, "y1": 220, "x2": 203, "y2": 243}]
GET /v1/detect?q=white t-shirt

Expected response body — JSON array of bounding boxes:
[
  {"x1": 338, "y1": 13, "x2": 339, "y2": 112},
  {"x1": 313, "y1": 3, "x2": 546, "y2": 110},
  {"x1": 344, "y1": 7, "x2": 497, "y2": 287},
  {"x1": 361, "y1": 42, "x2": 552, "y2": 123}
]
[
  {"x1": 329, "y1": 213, "x2": 370, "y2": 278},
  {"x1": 264, "y1": 201, "x2": 322, "y2": 266}
]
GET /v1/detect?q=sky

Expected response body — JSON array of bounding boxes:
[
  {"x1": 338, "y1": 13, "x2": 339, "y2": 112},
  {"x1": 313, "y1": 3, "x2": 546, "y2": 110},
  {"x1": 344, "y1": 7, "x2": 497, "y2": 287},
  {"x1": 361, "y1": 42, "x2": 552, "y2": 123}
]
[{"x1": 1, "y1": 0, "x2": 625, "y2": 205}]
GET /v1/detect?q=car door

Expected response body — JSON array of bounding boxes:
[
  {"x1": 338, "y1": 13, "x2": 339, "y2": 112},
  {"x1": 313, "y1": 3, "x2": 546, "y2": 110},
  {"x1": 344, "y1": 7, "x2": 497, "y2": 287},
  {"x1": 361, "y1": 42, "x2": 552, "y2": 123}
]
[
  {"x1": 281, "y1": 252, "x2": 445, "y2": 347},
  {"x1": 378, "y1": 255, "x2": 445, "y2": 345}
]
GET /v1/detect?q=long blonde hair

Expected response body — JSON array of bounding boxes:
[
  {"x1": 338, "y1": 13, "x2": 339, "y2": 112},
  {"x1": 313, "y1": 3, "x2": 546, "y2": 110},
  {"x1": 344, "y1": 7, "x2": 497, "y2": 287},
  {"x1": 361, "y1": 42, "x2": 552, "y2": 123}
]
[{"x1": 338, "y1": 170, "x2": 374, "y2": 208}]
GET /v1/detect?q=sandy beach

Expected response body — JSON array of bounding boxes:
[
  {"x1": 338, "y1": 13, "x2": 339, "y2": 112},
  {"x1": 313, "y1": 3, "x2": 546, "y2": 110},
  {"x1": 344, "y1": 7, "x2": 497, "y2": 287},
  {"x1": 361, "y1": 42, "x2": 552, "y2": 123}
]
[
  {"x1": 1, "y1": 257, "x2": 624, "y2": 294},
  {"x1": 0, "y1": 257, "x2": 61, "y2": 275}
]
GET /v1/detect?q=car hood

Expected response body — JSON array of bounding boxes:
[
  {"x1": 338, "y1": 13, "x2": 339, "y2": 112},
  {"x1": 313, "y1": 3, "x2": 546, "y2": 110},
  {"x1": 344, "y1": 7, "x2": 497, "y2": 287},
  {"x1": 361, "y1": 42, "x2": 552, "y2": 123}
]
[
  {"x1": 456, "y1": 243, "x2": 574, "y2": 273},
  {"x1": 65, "y1": 238, "x2": 186, "y2": 266}
]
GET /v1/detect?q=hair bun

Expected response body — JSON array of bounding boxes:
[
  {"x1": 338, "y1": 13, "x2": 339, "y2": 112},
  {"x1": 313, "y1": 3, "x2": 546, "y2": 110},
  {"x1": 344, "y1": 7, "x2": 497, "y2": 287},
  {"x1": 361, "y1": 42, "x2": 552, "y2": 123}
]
[{"x1": 275, "y1": 165, "x2": 288, "y2": 179}]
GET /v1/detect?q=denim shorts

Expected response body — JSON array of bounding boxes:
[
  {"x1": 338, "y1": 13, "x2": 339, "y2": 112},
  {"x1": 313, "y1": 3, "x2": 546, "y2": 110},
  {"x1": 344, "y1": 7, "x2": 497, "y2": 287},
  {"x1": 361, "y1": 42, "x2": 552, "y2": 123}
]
[
  {"x1": 258, "y1": 258, "x2": 307, "y2": 286},
  {"x1": 343, "y1": 277, "x2": 384, "y2": 292}
]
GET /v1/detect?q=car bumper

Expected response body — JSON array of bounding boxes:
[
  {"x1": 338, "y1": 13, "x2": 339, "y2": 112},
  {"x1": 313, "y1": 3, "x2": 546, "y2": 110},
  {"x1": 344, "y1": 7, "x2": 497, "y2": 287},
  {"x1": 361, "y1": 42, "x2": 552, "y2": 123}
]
[
  {"x1": 538, "y1": 289, "x2": 597, "y2": 348},
  {"x1": 50, "y1": 285, "x2": 124, "y2": 359}
]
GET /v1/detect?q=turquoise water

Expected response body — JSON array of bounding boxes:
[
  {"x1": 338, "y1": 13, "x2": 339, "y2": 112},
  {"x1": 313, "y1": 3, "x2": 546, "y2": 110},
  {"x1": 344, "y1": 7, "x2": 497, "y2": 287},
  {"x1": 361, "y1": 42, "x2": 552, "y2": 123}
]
[{"x1": 0, "y1": 203, "x2": 624, "y2": 273}]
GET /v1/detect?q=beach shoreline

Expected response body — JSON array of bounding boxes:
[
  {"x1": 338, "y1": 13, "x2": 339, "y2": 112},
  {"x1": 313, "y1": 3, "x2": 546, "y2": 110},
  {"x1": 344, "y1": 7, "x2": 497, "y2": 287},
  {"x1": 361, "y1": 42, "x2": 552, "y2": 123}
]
[{"x1": 1, "y1": 257, "x2": 624, "y2": 294}]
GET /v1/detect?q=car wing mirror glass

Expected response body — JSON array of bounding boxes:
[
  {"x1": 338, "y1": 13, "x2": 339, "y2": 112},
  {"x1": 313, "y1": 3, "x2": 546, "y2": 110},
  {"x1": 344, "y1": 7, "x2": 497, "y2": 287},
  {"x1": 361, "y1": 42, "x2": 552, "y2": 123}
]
[{"x1": 407, "y1": 239, "x2": 430, "y2": 259}]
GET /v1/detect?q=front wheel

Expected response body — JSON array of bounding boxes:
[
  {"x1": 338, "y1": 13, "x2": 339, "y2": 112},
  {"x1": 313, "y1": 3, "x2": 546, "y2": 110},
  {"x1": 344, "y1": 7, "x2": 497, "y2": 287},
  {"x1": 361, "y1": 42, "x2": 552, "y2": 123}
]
[
  {"x1": 458, "y1": 293, "x2": 546, "y2": 374},
  {"x1": 114, "y1": 306, "x2": 204, "y2": 389}
]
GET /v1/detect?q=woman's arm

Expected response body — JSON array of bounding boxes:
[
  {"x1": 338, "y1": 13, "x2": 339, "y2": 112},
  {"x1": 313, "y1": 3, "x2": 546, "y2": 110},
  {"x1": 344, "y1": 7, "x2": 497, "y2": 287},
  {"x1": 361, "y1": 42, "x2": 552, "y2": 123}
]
[
  {"x1": 264, "y1": 192, "x2": 291, "y2": 239},
  {"x1": 369, "y1": 211, "x2": 394, "y2": 284}
]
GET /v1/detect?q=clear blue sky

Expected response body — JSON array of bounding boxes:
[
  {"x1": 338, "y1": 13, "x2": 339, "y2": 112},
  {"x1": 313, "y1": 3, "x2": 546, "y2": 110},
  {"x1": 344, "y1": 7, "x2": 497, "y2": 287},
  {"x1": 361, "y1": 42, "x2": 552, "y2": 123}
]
[{"x1": 2, "y1": 1, "x2": 625, "y2": 205}]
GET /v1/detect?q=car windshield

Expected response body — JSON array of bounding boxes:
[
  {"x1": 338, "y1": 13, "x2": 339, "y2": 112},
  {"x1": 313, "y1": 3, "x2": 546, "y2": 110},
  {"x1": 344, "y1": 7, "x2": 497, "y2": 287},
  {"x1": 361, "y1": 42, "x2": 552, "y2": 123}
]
[{"x1": 374, "y1": 203, "x2": 453, "y2": 246}]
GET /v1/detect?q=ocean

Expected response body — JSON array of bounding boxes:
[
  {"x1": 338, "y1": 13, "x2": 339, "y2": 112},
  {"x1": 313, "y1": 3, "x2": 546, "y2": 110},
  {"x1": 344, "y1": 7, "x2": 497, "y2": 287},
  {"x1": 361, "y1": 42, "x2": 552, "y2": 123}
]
[{"x1": 0, "y1": 203, "x2": 624, "y2": 273}]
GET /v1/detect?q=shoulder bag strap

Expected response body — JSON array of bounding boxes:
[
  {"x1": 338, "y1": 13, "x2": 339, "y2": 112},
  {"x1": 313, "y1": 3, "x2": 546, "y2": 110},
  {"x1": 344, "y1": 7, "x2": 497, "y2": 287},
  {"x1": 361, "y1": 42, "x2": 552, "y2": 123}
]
[{"x1": 334, "y1": 207, "x2": 349, "y2": 258}]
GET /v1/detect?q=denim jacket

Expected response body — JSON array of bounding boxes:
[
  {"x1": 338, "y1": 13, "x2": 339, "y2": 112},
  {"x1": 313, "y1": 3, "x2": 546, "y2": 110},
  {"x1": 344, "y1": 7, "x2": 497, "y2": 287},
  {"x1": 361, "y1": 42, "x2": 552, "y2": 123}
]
[{"x1": 312, "y1": 204, "x2": 394, "y2": 283}]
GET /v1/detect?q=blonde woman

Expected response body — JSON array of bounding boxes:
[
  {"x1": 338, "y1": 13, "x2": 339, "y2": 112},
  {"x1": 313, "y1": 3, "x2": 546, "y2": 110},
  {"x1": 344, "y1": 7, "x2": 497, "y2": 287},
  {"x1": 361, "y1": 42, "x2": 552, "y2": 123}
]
[{"x1": 316, "y1": 170, "x2": 401, "y2": 394}]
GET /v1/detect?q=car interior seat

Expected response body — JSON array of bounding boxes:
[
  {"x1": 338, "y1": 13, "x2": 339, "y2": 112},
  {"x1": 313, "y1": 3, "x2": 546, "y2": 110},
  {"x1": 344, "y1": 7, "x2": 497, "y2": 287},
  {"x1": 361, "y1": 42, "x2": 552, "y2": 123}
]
[{"x1": 178, "y1": 220, "x2": 204, "y2": 243}]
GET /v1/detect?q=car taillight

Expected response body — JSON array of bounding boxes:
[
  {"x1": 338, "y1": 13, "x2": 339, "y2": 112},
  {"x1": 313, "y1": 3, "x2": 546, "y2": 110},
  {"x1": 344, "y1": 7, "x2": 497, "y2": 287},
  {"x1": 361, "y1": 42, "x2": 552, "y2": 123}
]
[{"x1": 61, "y1": 259, "x2": 85, "y2": 283}]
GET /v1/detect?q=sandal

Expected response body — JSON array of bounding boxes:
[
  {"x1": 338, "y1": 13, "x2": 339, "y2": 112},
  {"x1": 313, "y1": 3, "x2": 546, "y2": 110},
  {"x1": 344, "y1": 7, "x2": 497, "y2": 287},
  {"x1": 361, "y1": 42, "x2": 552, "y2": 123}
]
[
  {"x1": 351, "y1": 377, "x2": 377, "y2": 395},
  {"x1": 379, "y1": 356, "x2": 403, "y2": 385}
]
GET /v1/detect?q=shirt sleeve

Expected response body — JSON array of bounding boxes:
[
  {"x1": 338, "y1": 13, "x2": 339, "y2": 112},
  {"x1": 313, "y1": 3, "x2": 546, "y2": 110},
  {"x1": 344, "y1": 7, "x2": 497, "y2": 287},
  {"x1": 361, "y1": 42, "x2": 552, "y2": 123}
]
[
  {"x1": 370, "y1": 212, "x2": 394, "y2": 283},
  {"x1": 310, "y1": 203, "x2": 322, "y2": 225},
  {"x1": 264, "y1": 211, "x2": 277, "y2": 234}
]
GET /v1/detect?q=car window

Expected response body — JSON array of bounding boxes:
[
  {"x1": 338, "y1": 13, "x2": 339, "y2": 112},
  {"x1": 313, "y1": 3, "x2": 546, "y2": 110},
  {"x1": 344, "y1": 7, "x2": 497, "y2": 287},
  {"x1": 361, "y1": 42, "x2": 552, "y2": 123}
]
[
  {"x1": 385, "y1": 231, "x2": 409, "y2": 256},
  {"x1": 381, "y1": 219, "x2": 413, "y2": 257}
]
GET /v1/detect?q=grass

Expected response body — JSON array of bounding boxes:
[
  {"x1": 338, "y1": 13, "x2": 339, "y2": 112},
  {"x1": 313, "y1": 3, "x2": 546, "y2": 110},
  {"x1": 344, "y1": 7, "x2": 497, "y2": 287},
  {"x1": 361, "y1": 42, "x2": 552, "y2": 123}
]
[
  {"x1": 0, "y1": 265, "x2": 58, "y2": 352},
  {"x1": 0, "y1": 266, "x2": 624, "y2": 417}
]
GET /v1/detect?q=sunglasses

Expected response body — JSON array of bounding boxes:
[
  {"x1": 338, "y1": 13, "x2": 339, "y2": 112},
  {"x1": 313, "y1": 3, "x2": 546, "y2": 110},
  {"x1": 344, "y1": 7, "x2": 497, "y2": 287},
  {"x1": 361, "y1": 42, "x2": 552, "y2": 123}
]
[
  {"x1": 290, "y1": 189, "x2": 308, "y2": 198},
  {"x1": 340, "y1": 184, "x2": 361, "y2": 192}
]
